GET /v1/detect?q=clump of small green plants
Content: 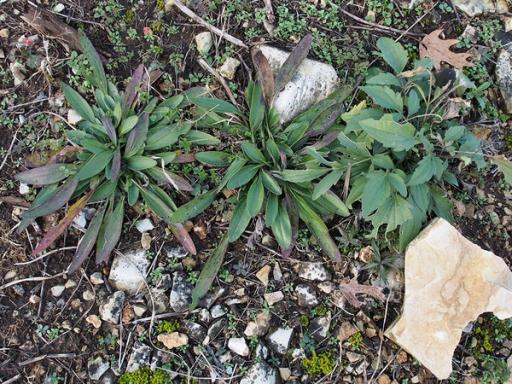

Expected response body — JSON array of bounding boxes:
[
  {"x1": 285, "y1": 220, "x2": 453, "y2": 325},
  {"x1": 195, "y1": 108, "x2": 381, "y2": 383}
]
[
  {"x1": 118, "y1": 368, "x2": 170, "y2": 384},
  {"x1": 302, "y1": 351, "x2": 336, "y2": 377},
  {"x1": 156, "y1": 320, "x2": 180, "y2": 334},
  {"x1": 171, "y1": 35, "x2": 351, "y2": 261},
  {"x1": 15, "y1": 32, "x2": 219, "y2": 272},
  {"x1": 480, "y1": 355, "x2": 510, "y2": 384},
  {"x1": 336, "y1": 37, "x2": 494, "y2": 250}
]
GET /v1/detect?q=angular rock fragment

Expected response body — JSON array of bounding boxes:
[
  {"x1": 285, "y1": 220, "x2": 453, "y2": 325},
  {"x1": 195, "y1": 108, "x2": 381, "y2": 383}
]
[
  {"x1": 240, "y1": 361, "x2": 279, "y2": 384},
  {"x1": 293, "y1": 262, "x2": 331, "y2": 281},
  {"x1": 126, "y1": 342, "x2": 152, "y2": 372},
  {"x1": 496, "y1": 49, "x2": 512, "y2": 113},
  {"x1": 169, "y1": 271, "x2": 193, "y2": 312},
  {"x1": 451, "y1": 0, "x2": 508, "y2": 16},
  {"x1": 108, "y1": 249, "x2": 149, "y2": 294},
  {"x1": 267, "y1": 327, "x2": 293, "y2": 354},
  {"x1": 157, "y1": 332, "x2": 188, "y2": 349},
  {"x1": 386, "y1": 218, "x2": 512, "y2": 380},
  {"x1": 99, "y1": 291, "x2": 125, "y2": 324},
  {"x1": 260, "y1": 45, "x2": 338, "y2": 123}
]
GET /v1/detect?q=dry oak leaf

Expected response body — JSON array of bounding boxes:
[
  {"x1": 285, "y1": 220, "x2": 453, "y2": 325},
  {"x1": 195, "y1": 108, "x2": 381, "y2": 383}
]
[
  {"x1": 337, "y1": 278, "x2": 386, "y2": 308},
  {"x1": 419, "y1": 29, "x2": 474, "y2": 70}
]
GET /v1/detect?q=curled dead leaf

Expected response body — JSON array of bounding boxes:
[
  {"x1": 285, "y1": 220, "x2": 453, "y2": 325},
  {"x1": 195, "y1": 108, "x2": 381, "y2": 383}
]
[{"x1": 419, "y1": 29, "x2": 474, "y2": 70}]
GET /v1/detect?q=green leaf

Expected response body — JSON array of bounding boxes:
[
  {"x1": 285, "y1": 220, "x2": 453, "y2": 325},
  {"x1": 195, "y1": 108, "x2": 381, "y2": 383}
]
[
  {"x1": 261, "y1": 170, "x2": 282, "y2": 195},
  {"x1": 124, "y1": 113, "x2": 149, "y2": 158},
  {"x1": 127, "y1": 182, "x2": 139, "y2": 206},
  {"x1": 190, "y1": 97, "x2": 240, "y2": 115},
  {"x1": 15, "y1": 164, "x2": 76, "y2": 185},
  {"x1": 228, "y1": 195, "x2": 252, "y2": 241},
  {"x1": 146, "y1": 122, "x2": 191, "y2": 150},
  {"x1": 190, "y1": 234, "x2": 229, "y2": 309},
  {"x1": 246, "y1": 176, "x2": 264, "y2": 217},
  {"x1": 388, "y1": 172, "x2": 407, "y2": 196},
  {"x1": 77, "y1": 151, "x2": 114, "y2": 181},
  {"x1": 407, "y1": 89, "x2": 420, "y2": 117},
  {"x1": 186, "y1": 130, "x2": 220, "y2": 145},
  {"x1": 346, "y1": 175, "x2": 366, "y2": 208},
  {"x1": 68, "y1": 204, "x2": 106, "y2": 273},
  {"x1": 398, "y1": 203, "x2": 425, "y2": 252},
  {"x1": 366, "y1": 72, "x2": 402, "y2": 87},
  {"x1": 430, "y1": 185, "x2": 453, "y2": 222},
  {"x1": 359, "y1": 115, "x2": 417, "y2": 151},
  {"x1": 265, "y1": 138, "x2": 281, "y2": 165},
  {"x1": 278, "y1": 168, "x2": 329, "y2": 183},
  {"x1": 118, "y1": 115, "x2": 139, "y2": 135},
  {"x1": 171, "y1": 189, "x2": 217, "y2": 223},
  {"x1": 127, "y1": 156, "x2": 157, "y2": 171},
  {"x1": 148, "y1": 184, "x2": 177, "y2": 211},
  {"x1": 410, "y1": 184, "x2": 430, "y2": 213},
  {"x1": 62, "y1": 83, "x2": 96, "y2": 122},
  {"x1": 139, "y1": 187, "x2": 174, "y2": 224},
  {"x1": 369, "y1": 193, "x2": 413, "y2": 233},
  {"x1": 265, "y1": 193, "x2": 279, "y2": 226},
  {"x1": 241, "y1": 142, "x2": 266, "y2": 163},
  {"x1": 271, "y1": 201, "x2": 292, "y2": 249},
  {"x1": 249, "y1": 82, "x2": 265, "y2": 132},
  {"x1": 444, "y1": 125, "x2": 465, "y2": 143},
  {"x1": 90, "y1": 180, "x2": 117, "y2": 202},
  {"x1": 79, "y1": 31, "x2": 107, "y2": 92},
  {"x1": 96, "y1": 198, "x2": 124, "y2": 264},
  {"x1": 195, "y1": 151, "x2": 230, "y2": 167},
  {"x1": 377, "y1": 37, "x2": 408, "y2": 74},
  {"x1": 360, "y1": 85, "x2": 403, "y2": 112},
  {"x1": 408, "y1": 155, "x2": 444, "y2": 186},
  {"x1": 312, "y1": 170, "x2": 343, "y2": 200},
  {"x1": 218, "y1": 158, "x2": 247, "y2": 190},
  {"x1": 362, "y1": 171, "x2": 391, "y2": 217},
  {"x1": 491, "y1": 155, "x2": 512, "y2": 185},
  {"x1": 226, "y1": 164, "x2": 261, "y2": 189},
  {"x1": 371, "y1": 153, "x2": 394, "y2": 170}
]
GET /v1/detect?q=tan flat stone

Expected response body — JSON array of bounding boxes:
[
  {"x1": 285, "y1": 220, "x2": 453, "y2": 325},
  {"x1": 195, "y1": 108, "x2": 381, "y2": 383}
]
[{"x1": 385, "y1": 218, "x2": 512, "y2": 380}]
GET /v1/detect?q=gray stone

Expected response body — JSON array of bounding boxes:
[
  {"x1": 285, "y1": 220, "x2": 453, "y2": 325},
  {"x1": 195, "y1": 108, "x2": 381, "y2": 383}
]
[
  {"x1": 169, "y1": 271, "x2": 193, "y2": 312},
  {"x1": 267, "y1": 327, "x2": 293, "y2": 354},
  {"x1": 135, "y1": 218, "x2": 154, "y2": 233},
  {"x1": 240, "y1": 361, "x2": 279, "y2": 384},
  {"x1": 166, "y1": 244, "x2": 188, "y2": 259},
  {"x1": 99, "y1": 291, "x2": 125, "y2": 324},
  {"x1": 50, "y1": 285, "x2": 65, "y2": 297},
  {"x1": 451, "y1": 0, "x2": 508, "y2": 16},
  {"x1": 228, "y1": 337, "x2": 250, "y2": 356},
  {"x1": 293, "y1": 262, "x2": 331, "y2": 281},
  {"x1": 260, "y1": 45, "x2": 338, "y2": 124},
  {"x1": 88, "y1": 356, "x2": 110, "y2": 381},
  {"x1": 255, "y1": 343, "x2": 269, "y2": 359},
  {"x1": 184, "y1": 322, "x2": 207, "y2": 343},
  {"x1": 195, "y1": 31, "x2": 212, "y2": 55},
  {"x1": 126, "y1": 342, "x2": 152, "y2": 372},
  {"x1": 309, "y1": 312, "x2": 331, "y2": 341},
  {"x1": 496, "y1": 49, "x2": 512, "y2": 113},
  {"x1": 199, "y1": 308, "x2": 211, "y2": 323},
  {"x1": 210, "y1": 304, "x2": 227, "y2": 319},
  {"x1": 295, "y1": 284, "x2": 318, "y2": 307},
  {"x1": 90, "y1": 272, "x2": 104, "y2": 285},
  {"x1": 203, "y1": 319, "x2": 226, "y2": 345},
  {"x1": 108, "y1": 249, "x2": 149, "y2": 294}
]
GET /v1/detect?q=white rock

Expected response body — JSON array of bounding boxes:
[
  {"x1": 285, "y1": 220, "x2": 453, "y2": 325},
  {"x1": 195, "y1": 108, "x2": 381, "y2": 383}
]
[
  {"x1": 83, "y1": 290, "x2": 95, "y2": 301},
  {"x1": 67, "y1": 109, "x2": 82, "y2": 125},
  {"x1": 240, "y1": 361, "x2": 279, "y2": 384},
  {"x1": 108, "y1": 249, "x2": 149, "y2": 294},
  {"x1": 267, "y1": 327, "x2": 293, "y2": 354},
  {"x1": 99, "y1": 291, "x2": 125, "y2": 324},
  {"x1": 279, "y1": 367, "x2": 291, "y2": 381},
  {"x1": 228, "y1": 337, "x2": 250, "y2": 356},
  {"x1": 90, "y1": 272, "x2": 104, "y2": 285},
  {"x1": 133, "y1": 304, "x2": 146, "y2": 317},
  {"x1": 219, "y1": 57, "x2": 241, "y2": 80},
  {"x1": 273, "y1": 263, "x2": 283, "y2": 281},
  {"x1": 4, "y1": 270, "x2": 16, "y2": 280},
  {"x1": 496, "y1": 49, "x2": 512, "y2": 113},
  {"x1": 169, "y1": 271, "x2": 193, "y2": 312},
  {"x1": 9, "y1": 62, "x2": 25, "y2": 86},
  {"x1": 135, "y1": 218, "x2": 154, "y2": 233},
  {"x1": 53, "y1": 3, "x2": 65, "y2": 12},
  {"x1": 294, "y1": 262, "x2": 331, "y2": 281},
  {"x1": 157, "y1": 332, "x2": 188, "y2": 349},
  {"x1": 88, "y1": 356, "x2": 109, "y2": 381},
  {"x1": 260, "y1": 45, "x2": 338, "y2": 123},
  {"x1": 295, "y1": 284, "x2": 318, "y2": 307},
  {"x1": 126, "y1": 342, "x2": 152, "y2": 372},
  {"x1": 65, "y1": 279, "x2": 77, "y2": 289},
  {"x1": 195, "y1": 31, "x2": 213, "y2": 55},
  {"x1": 18, "y1": 183, "x2": 29, "y2": 195},
  {"x1": 73, "y1": 209, "x2": 87, "y2": 229},
  {"x1": 264, "y1": 291, "x2": 284, "y2": 306},
  {"x1": 50, "y1": 285, "x2": 65, "y2": 297},
  {"x1": 199, "y1": 308, "x2": 211, "y2": 323},
  {"x1": 451, "y1": 0, "x2": 508, "y2": 16},
  {"x1": 86, "y1": 314, "x2": 102, "y2": 329},
  {"x1": 210, "y1": 304, "x2": 227, "y2": 318},
  {"x1": 385, "y1": 218, "x2": 512, "y2": 380},
  {"x1": 244, "y1": 312, "x2": 271, "y2": 337}
]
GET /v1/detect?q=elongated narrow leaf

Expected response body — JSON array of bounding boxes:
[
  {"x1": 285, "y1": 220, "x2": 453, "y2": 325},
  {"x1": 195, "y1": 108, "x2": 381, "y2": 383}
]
[
  {"x1": 15, "y1": 164, "x2": 75, "y2": 186},
  {"x1": 190, "y1": 97, "x2": 240, "y2": 115},
  {"x1": 170, "y1": 223, "x2": 197, "y2": 255},
  {"x1": 313, "y1": 170, "x2": 343, "y2": 200},
  {"x1": 21, "y1": 177, "x2": 79, "y2": 223},
  {"x1": 249, "y1": 82, "x2": 265, "y2": 132},
  {"x1": 96, "y1": 198, "x2": 124, "y2": 264},
  {"x1": 79, "y1": 31, "x2": 107, "y2": 92},
  {"x1": 119, "y1": 115, "x2": 139, "y2": 135},
  {"x1": 491, "y1": 155, "x2": 512, "y2": 185},
  {"x1": 218, "y1": 158, "x2": 247, "y2": 190},
  {"x1": 360, "y1": 85, "x2": 403, "y2": 113},
  {"x1": 227, "y1": 164, "x2": 261, "y2": 189},
  {"x1": 185, "y1": 130, "x2": 220, "y2": 145},
  {"x1": 251, "y1": 48, "x2": 274, "y2": 104},
  {"x1": 140, "y1": 187, "x2": 175, "y2": 224},
  {"x1": 122, "y1": 64, "x2": 144, "y2": 110},
  {"x1": 246, "y1": 176, "x2": 264, "y2": 217},
  {"x1": 90, "y1": 180, "x2": 117, "y2": 202},
  {"x1": 101, "y1": 116, "x2": 117, "y2": 145},
  {"x1": 127, "y1": 156, "x2": 157, "y2": 171},
  {"x1": 144, "y1": 167, "x2": 193, "y2": 191},
  {"x1": 68, "y1": 204, "x2": 106, "y2": 273},
  {"x1": 241, "y1": 142, "x2": 266, "y2": 163},
  {"x1": 274, "y1": 33, "x2": 312, "y2": 95},
  {"x1": 228, "y1": 196, "x2": 252, "y2": 241},
  {"x1": 33, "y1": 190, "x2": 92, "y2": 255},
  {"x1": 261, "y1": 170, "x2": 282, "y2": 195},
  {"x1": 265, "y1": 193, "x2": 279, "y2": 226},
  {"x1": 62, "y1": 83, "x2": 96, "y2": 122},
  {"x1": 148, "y1": 184, "x2": 177, "y2": 211},
  {"x1": 171, "y1": 189, "x2": 217, "y2": 223},
  {"x1": 271, "y1": 201, "x2": 292, "y2": 249},
  {"x1": 110, "y1": 148, "x2": 121, "y2": 181},
  {"x1": 278, "y1": 168, "x2": 329, "y2": 183},
  {"x1": 190, "y1": 234, "x2": 229, "y2": 309},
  {"x1": 125, "y1": 113, "x2": 149, "y2": 158},
  {"x1": 195, "y1": 151, "x2": 230, "y2": 167},
  {"x1": 77, "y1": 150, "x2": 114, "y2": 180}
]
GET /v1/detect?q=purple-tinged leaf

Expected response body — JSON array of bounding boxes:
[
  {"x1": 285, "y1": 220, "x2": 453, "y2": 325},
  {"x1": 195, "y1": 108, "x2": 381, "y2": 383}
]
[
  {"x1": 67, "y1": 204, "x2": 106, "y2": 273},
  {"x1": 20, "y1": 177, "x2": 79, "y2": 224},
  {"x1": 33, "y1": 190, "x2": 92, "y2": 255},
  {"x1": 124, "y1": 112, "x2": 149, "y2": 158},
  {"x1": 144, "y1": 168, "x2": 193, "y2": 191},
  {"x1": 111, "y1": 148, "x2": 121, "y2": 181},
  {"x1": 274, "y1": 33, "x2": 312, "y2": 96},
  {"x1": 122, "y1": 64, "x2": 145, "y2": 110},
  {"x1": 251, "y1": 48, "x2": 274, "y2": 105},
  {"x1": 96, "y1": 198, "x2": 124, "y2": 265},
  {"x1": 15, "y1": 163, "x2": 76, "y2": 186},
  {"x1": 101, "y1": 116, "x2": 117, "y2": 145},
  {"x1": 170, "y1": 223, "x2": 197, "y2": 255}
]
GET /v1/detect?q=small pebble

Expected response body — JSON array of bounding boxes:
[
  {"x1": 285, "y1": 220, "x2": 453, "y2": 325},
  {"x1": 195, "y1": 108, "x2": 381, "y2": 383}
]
[
  {"x1": 264, "y1": 291, "x2": 284, "y2": 306},
  {"x1": 51, "y1": 285, "x2": 66, "y2": 297},
  {"x1": 90, "y1": 272, "x2": 104, "y2": 285},
  {"x1": 83, "y1": 290, "x2": 95, "y2": 301},
  {"x1": 64, "y1": 279, "x2": 77, "y2": 289},
  {"x1": 86, "y1": 315, "x2": 102, "y2": 329}
]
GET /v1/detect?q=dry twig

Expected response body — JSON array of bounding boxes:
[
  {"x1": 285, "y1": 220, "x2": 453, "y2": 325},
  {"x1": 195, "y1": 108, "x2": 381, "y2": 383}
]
[{"x1": 197, "y1": 58, "x2": 239, "y2": 107}]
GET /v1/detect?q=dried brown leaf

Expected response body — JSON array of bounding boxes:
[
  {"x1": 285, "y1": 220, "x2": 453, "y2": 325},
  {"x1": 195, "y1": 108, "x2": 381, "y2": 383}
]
[
  {"x1": 337, "y1": 278, "x2": 385, "y2": 308},
  {"x1": 419, "y1": 29, "x2": 473, "y2": 70}
]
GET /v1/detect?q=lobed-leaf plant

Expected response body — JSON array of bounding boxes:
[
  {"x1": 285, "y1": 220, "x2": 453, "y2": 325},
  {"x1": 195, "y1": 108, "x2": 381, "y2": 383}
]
[
  {"x1": 15, "y1": 32, "x2": 220, "y2": 273},
  {"x1": 330, "y1": 37, "x2": 488, "y2": 250},
  {"x1": 170, "y1": 34, "x2": 352, "y2": 262}
]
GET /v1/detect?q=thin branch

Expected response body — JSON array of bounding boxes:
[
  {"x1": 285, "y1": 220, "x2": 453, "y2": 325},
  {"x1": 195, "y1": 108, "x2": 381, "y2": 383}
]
[
  {"x1": 0, "y1": 272, "x2": 65, "y2": 291},
  {"x1": 172, "y1": 0, "x2": 248, "y2": 49},
  {"x1": 197, "y1": 58, "x2": 239, "y2": 107}
]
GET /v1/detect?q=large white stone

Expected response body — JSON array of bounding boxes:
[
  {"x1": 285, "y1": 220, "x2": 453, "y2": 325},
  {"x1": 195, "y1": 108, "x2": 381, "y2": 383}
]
[
  {"x1": 108, "y1": 249, "x2": 149, "y2": 294},
  {"x1": 259, "y1": 45, "x2": 338, "y2": 123},
  {"x1": 385, "y1": 218, "x2": 512, "y2": 380},
  {"x1": 451, "y1": 0, "x2": 508, "y2": 16}
]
